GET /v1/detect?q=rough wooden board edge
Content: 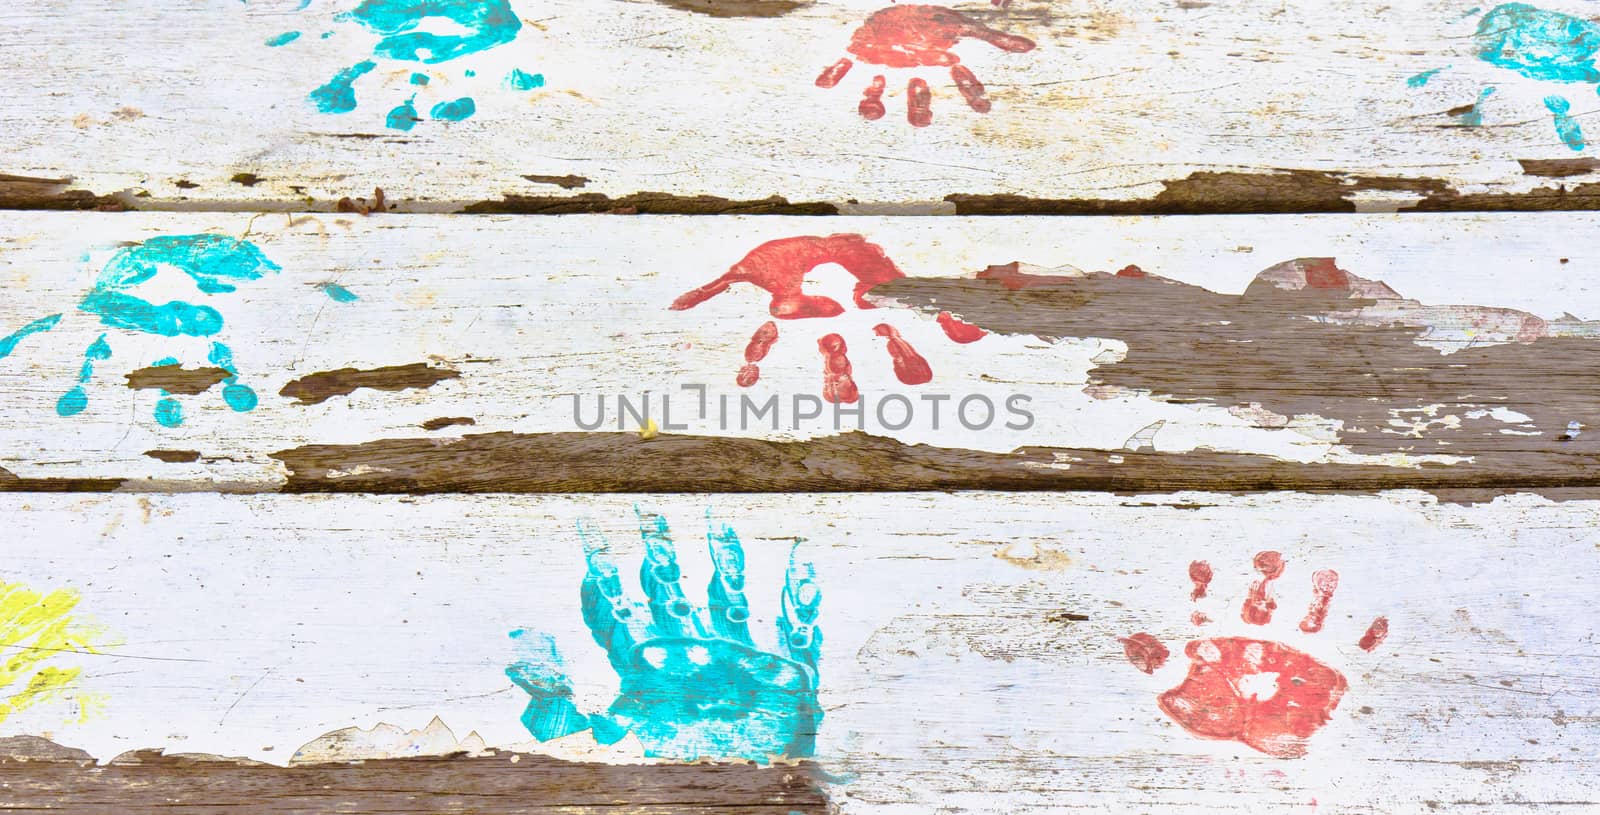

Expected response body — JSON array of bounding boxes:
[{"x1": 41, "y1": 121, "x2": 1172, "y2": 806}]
[
  {"x1": 13, "y1": 169, "x2": 1600, "y2": 215},
  {"x1": 0, "y1": 736, "x2": 829, "y2": 815}
]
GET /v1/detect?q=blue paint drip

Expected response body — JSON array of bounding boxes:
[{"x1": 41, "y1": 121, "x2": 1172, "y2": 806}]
[
  {"x1": 0, "y1": 314, "x2": 63, "y2": 359},
  {"x1": 1407, "y1": 66, "x2": 1448, "y2": 88},
  {"x1": 464, "y1": 69, "x2": 476, "y2": 77},
  {"x1": 409, "y1": 72, "x2": 430, "y2": 86},
  {"x1": 507, "y1": 512, "x2": 822, "y2": 762},
  {"x1": 266, "y1": 31, "x2": 302, "y2": 47},
  {"x1": 1475, "y1": 4, "x2": 1600, "y2": 83},
  {"x1": 430, "y1": 97, "x2": 476, "y2": 121},
  {"x1": 321, "y1": 31, "x2": 333, "y2": 38},
  {"x1": 386, "y1": 96, "x2": 421, "y2": 131},
  {"x1": 1545, "y1": 95, "x2": 1586, "y2": 149},
  {"x1": 336, "y1": 0, "x2": 522, "y2": 64},
  {"x1": 311, "y1": 60, "x2": 376, "y2": 113},
  {"x1": 1454, "y1": 86, "x2": 1496, "y2": 126},
  {"x1": 320, "y1": 282, "x2": 360, "y2": 302},
  {"x1": 507, "y1": 68, "x2": 545, "y2": 91}
]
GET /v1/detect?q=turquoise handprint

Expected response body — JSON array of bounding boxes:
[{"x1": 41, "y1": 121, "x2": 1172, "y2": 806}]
[
  {"x1": 506, "y1": 512, "x2": 822, "y2": 763},
  {"x1": 58, "y1": 235, "x2": 278, "y2": 427},
  {"x1": 303, "y1": 0, "x2": 544, "y2": 130}
]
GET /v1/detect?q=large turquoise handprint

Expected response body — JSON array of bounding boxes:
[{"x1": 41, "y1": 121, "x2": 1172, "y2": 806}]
[
  {"x1": 0, "y1": 235, "x2": 280, "y2": 428},
  {"x1": 506, "y1": 512, "x2": 822, "y2": 763}
]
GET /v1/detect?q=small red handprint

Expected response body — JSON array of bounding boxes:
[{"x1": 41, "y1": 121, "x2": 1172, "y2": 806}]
[
  {"x1": 815, "y1": 5, "x2": 1036, "y2": 127},
  {"x1": 670, "y1": 234, "x2": 986, "y2": 403},
  {"x1": 1120, "y1": 552, "x2": 1390, "y2": 758}
]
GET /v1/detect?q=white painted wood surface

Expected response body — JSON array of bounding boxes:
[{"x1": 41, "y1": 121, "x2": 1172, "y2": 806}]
[
  {"x1": 2, "y1": 211, "x2": 1598, "y2": 487},
  {"x1": 3, "y1": 491, "x2": 1596, "y2": 811},
  {"x1": 5, "y1": 0, "x2": 1600, "y2": 208}
]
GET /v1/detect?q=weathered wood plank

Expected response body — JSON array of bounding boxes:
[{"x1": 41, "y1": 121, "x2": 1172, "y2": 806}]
[
  {"x1": 1, "y1": 211, "x2": 1598, "y2": 496},
  {"x1": 11, "y1": 1, "x2": 1600, "y2": 211},
  {"x1": 0, "y1": 491, "x2": 1595, "y2": 811}
]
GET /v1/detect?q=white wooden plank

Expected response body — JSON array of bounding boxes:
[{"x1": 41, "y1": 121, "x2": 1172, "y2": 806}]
[
  {"x1": 7, "y1": 0, "x2": 1600, "y2": 209},
  {"x1": 0, "y1": 211, "x2": 1597, "y2": 492},
  {"x1": 0, "y1": 490, "x2": 1595, "y2": 811}
]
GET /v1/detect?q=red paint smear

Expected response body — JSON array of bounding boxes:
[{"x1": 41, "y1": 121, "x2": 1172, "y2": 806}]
[
  {"x1": 1188, "y1": 560, "x2": 1213, "y2": 601},
  {"x1": 737, "y1": 320, "x2": 779, "y2": 387},
  {"x1": 1120, "y1": 632, "x2": 1169, "y2": 674},
  {"x1": 846, "y1": 5, "x2": 1035, "y2": 69},
  {"x1": 816, "y1": 57, "x2": 852, "y2": 88},
  {"x1": 907, "y1": 77, "x2": 932, "y2": 127},
  {"x1": 936, "y1": 311, "x2": 986, "y2": 343},
  {"x1": 1190, "y1": 611, "x2": 1211, "y2": 626},
  {"x1": 874, "y1": 323, "x2": 933, "y2": 385},
  {"x1": 1298, "y1": 569, "x2": 1339, "y2": 634},
  {"x1": 1358, "y1": 616, "x2": 1389, "y2": 652},
  {"x1": 859, "y1": 75, "x2": 887, "y2": 121},
  {"x1": 1241, "y1": 550, "x2": 1285, "y2": 626},
  {"x1": 1302, "y1": 258, "x2": 1351, "y2": 290},
  {"x1": 672, "y1": 234, "x2": 906, "y2": 319},
  {"x1": 951, "y1": 64, "x2": 990, "y2": 113},
  {"x1": 819, "y1": 333, "x2": 859, "y2": 403},
  {"x1": 1158, "y1": 637, "x2": 1348, "y2": 758},
  {"x1": 1116, "y1": 264, "x2": 1148, "y2": 278}
]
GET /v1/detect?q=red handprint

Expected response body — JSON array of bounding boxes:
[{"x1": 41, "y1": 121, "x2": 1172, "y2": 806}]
[
  {"x1": 670, "y1": 234, "x2": 986, "y2": 403},
  {"x1": 815, "y1": 5, "x2": 1036, "y2": 127},
  {"x1": 1120, "y1": 553, "x2": 1390, "y2": 758}
]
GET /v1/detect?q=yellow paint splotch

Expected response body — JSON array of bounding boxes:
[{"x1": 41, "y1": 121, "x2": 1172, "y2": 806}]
[{"x1": 0, "y1": 579, "x2": 109, "y2": 724}]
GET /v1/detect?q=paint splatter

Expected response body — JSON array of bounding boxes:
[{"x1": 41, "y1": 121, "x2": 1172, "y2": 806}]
[
  {"x1": 1451, "y1": 87, "x2": 1496, "y2": 127},
  {"x1": 1119, "y1": 632, "x2": 1169, "y2": 674},
  {"x1": 51, "y1": 234, "x2": 280, "y2": 425},
  {"x1": 873, "y1": 323, "x2": 932, "y2": 385},
  {"x1": 386, "y1": 97, "x2": 421, "y2": 130},
  {"x1": 0, "y1": 314, "x2": 63, "y2": 360},
  {"x1": 818, "y1": 333, "x2": 859, "y2": 403},
  {"x1": 1121, "y1": 555, "x2": 1388, "y2": 758},
  {"x1": 310, "y1": 60, "x2": 376, "y2": 113},
  {"x1": 1298, "y1": 569, "x2": 1338, "y2": 633},
  {"x1": 506, "y1": 68, "x2": 545, "y2": 90},
  {"x1": 936, "y1": 311, "x2": 986, "y2": 343},
  {"x1": 1546, "y1": 95, "x2": 1586, "y2": 149},
  {"x1": 815, "y1": 5, "x2": 1034, "y2": 127},
  {"x1": 0, "y1": 578, "x2": 110, "y2": 724},
  {"x1": 1475, "y1": 4, "x2": 1600, "y2": 83},
  {"x1": 670, "y1": 235, "x2": 981, "y2": 402},
  {"x1": 1358, "y1": 617, "x2": 1390, "y2": 651},
  {"x1": 738, "y1": 321, "x2": 779, "y2": 387},
  {"x1": 1240, "y1": 550, "x2": 1285, "y2": 625},
  {"x1": 506, "y1": 512, "x2": 822, "y2": 762},
  {"x1": 1407, "y1": 66, "x2": 1448, "y2": 87},
  {"x1": 266, "y1": 31, "x2": 302, "y2": 47},
  {"x1": 429, "y1": 97, "x2": 476, "y2": 121},
  {"x1": 1188, "y1": 560, "x2": 1212, "y2": 601},
  {"x1": 302, "y1": 0, "x2": 523, "y2": 129},
  {"x1": 320, "y1": 283, "x2": 360, "y2": 302},
  {"x1": 1429, "y1": 4, "x2": 1600, "y2": 148}
]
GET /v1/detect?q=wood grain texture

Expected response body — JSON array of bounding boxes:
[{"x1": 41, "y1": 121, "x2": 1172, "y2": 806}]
[
  {"x1": 1, "y1": 211, "x2": 1597, "y2": 496},
  {"x1": 0, "y1": 746, "x2": 826, "y2": 814},
  {"x1": 8, "y1": 0, "x2": 1600, "y2": 212},
  {"x1": 1, "y1": 491, "x2": 1596, "y2": 812}
]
